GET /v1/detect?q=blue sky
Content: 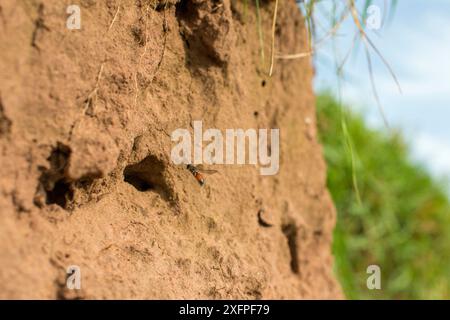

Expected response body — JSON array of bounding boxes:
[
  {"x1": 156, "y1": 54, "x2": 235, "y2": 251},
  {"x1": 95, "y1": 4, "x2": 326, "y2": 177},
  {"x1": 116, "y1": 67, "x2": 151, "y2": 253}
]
[{"x1": 312, "y1": 0, "x2": 450, "y2": 177}]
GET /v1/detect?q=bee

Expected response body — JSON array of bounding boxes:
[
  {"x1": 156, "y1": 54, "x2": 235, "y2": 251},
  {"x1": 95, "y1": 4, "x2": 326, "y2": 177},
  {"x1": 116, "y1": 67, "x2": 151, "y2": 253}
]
[{"x1": 186, "y1": 164, "x2": 218, "y2": 186}]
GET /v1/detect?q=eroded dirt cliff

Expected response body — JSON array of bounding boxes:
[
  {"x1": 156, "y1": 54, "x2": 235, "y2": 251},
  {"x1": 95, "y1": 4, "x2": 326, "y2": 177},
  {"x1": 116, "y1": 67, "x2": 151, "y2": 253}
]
[{"x1": 0, "y1": 0, "x2": 341, "y2": 299}]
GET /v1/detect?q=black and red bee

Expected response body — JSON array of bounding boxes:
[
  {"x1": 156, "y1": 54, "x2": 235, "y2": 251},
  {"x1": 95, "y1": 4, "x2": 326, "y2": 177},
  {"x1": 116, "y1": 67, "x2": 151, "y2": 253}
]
[{"x1": 186, "y1": 164, "x2": 217, "y2": 186}]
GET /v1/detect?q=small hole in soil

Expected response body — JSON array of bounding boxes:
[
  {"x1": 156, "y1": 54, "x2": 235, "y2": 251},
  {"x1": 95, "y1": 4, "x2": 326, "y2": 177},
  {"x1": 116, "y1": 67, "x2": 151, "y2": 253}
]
[
  {"x1": 175, "y1": 0, "x2": 190, "y2": 19},
  {"x1": 123, "y1": 155, "x2": 166, "y2": 194},
  {"x1": 45, "y1": 180, "x2": 73, "y2": 208},
  {"x1": 36, "y1": 142, "x2": 73, "y2": 210},
  {"x1": 123, "y1": 172, "x2": 154, "y2": 192},
  {"x1": 282, "y1": 223, "x2": 299, "y2": 274},
  {"x1": 261, "y1": 80, "x2": 266, "y2": 87},
  {"x1": 154, "y1": 2, "x2": 167, "y2": 11},
  {"x1": 253, "y1": 111, "x2": 259, "y2": 117},
  {"x1": 131, "y1": 26, "x2": 145, "y2": 46}
]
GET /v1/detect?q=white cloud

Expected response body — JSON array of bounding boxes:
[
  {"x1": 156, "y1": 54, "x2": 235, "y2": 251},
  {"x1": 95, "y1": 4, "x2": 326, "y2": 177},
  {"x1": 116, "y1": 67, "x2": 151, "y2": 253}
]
[{"x1": 413, "y1": 133, "x2": 450, "y2": 177}]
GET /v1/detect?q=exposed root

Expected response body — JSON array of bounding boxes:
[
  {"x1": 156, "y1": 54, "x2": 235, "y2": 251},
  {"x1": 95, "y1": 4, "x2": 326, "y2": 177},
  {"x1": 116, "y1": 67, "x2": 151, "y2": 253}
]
[
  {"x1": 268, "y1": 0, "x2": 279, "y2": 76},
  {"x1": 107, "y1": 1, "x2": 121, "y2": 32},
  {"x1": 68, "y1": 62, "x2": 105, "y2": 141}
]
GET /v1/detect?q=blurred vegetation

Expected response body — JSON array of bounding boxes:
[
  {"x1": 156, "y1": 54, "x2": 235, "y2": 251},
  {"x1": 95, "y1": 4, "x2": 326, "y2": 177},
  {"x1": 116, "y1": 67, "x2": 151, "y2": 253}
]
[{"x1": 316, "y1": 93, "x2": 450, "y2": 299}]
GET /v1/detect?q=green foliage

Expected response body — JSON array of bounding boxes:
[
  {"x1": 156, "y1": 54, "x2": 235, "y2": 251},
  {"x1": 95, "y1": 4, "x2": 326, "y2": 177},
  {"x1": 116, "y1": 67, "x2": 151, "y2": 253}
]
[{"x1": 316, "y1": 93, "x2": 450, "y2": 299}]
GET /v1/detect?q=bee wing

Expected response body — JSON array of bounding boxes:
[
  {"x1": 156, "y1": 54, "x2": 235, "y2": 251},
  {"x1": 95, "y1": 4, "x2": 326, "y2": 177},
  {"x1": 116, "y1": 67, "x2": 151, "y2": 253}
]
[
  {"x1": 196, "y1": 164, "x2": 218, "y2": 175},
  {"x1": 199, "y1": 169, "x2": 218, "y2": 175}
]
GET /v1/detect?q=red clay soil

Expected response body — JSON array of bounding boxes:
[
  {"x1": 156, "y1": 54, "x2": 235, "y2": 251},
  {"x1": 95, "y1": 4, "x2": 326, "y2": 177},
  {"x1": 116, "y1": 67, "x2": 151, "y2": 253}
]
[{"x1": 0, "y1": 0, "x2": 342, "y2": 299}]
